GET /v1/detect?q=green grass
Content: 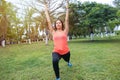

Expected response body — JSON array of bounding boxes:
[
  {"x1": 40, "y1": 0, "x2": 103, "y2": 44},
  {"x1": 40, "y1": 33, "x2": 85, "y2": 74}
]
[{"x1": 0, "y1": 38, "x2": 120, "y2": 80}]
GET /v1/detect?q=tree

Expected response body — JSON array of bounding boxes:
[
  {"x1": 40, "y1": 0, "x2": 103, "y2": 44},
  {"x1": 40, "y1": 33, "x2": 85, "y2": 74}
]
[
  {"x1": 23, "y1": 8, "x2": 35, "y2": 44},
  {"x1": 68, "y1": 1, "x2": 118, "y2": 39},
  {"x1": 113, "y1": 0, "x2": 120, "y2": 32},
  {"x1": 68, "y1": 2, "x2": 86, "y2": 38},
  {"x1": 113, "y1": 0, "x2": 120, "y2": 9},
  {"x1": 0, "y1": 0, "x2": 8, "y2": 40}
]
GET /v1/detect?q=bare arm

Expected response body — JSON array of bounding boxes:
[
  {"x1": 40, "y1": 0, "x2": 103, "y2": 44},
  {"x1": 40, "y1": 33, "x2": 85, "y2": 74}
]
[
  {"x1": 64, "y1": 0, "x2": 69, "y2": 35},
  {"x1": 44, "y1": 3, "x2": 54, "y2": 34}
]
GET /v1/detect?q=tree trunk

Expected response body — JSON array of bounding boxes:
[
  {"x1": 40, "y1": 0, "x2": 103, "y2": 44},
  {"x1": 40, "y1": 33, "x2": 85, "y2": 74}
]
[
  {"x1": 28, "y1": 39, "x2": 31, "y2": 44},
  {"x1": 89, "y1": 25, "x2": 94, "y2": 40},
  {"x1": 45, "y1": 35, "x2": 48, "y2": 45},
  {"x1": 45, "y1": 29, "x2": 48, "y2": 45},
  {"x1": 1, "y1": 39, "x2": 5, "y2": 47},
  {"x1": 90, "y1": 33, "x2": 94, "y2": 41}
]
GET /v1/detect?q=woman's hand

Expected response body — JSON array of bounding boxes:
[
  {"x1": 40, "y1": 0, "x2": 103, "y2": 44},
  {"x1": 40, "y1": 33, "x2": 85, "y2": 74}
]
[
  {"x1": 66, "y1": 0, "x2": 69, "y2": 9},
  {"x1": 64, "y1": 0, "x2": 69, "y2": 35}
]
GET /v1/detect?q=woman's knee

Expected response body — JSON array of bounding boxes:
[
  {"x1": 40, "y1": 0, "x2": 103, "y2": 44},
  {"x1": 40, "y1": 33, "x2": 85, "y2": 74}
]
[
  {"x1": 52, "y1": 52, "x2": 60, "y2": 63},
  {"x1": 52, "y1": 57, "x2": 59, "y2": 64}
]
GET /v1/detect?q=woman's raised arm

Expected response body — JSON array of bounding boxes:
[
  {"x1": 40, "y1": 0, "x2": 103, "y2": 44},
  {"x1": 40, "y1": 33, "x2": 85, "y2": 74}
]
[
  {"x1": 44, "y1": 2, "x2": 54, "y2": 33},
  {"x1": 64, "y1": 0, "x2": 69, "y2": 35}
]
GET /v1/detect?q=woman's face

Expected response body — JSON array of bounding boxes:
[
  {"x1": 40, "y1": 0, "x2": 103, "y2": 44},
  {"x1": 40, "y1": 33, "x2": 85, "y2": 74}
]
[{"x1": 56, "y1": 20, "x2": 62, "y2": 30}]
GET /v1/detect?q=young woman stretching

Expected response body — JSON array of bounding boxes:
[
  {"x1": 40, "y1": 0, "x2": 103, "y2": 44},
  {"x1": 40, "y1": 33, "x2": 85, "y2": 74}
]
[{"x1": 44, "y1": 0, "x2": 72, "y2": 80}]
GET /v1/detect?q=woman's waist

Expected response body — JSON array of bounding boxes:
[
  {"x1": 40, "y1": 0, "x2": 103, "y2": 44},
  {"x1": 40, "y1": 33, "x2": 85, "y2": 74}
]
[{"x1": 53, "y1": 47, "x2": 69, "y2": 55}]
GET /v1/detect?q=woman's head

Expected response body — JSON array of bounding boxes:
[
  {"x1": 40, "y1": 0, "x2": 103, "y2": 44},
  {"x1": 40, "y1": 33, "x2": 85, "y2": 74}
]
[{"x1": 54, "y1": 19, "x2": 64, "y2": 31}]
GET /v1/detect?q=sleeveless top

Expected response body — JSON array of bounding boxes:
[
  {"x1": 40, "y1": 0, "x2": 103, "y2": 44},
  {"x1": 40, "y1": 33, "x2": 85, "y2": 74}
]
[{"x1": 53, "y1": 31, "x2": 69, "y2": 55}]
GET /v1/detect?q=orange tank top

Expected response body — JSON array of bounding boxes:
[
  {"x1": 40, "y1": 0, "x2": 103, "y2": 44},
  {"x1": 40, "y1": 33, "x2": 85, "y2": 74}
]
[{"x1": 53, "y1": 31, "x2": 69, "y2": 55}]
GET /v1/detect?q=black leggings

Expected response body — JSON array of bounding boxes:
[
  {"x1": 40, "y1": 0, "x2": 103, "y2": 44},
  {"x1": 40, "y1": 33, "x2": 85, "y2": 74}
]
[{"x1": 52, "y1": 51, "x2": 70, "y2": 78}]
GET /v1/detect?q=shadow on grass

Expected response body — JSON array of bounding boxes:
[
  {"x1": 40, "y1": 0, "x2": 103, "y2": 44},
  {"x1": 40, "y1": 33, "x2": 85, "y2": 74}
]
[{"x1": 69, "y1": 39, "x2": 120, "y2": 44}]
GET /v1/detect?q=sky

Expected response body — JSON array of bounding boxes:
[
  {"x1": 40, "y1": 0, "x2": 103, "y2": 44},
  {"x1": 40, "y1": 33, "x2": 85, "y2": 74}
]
[
  {"x1": 5, "y1": 0, "x2": 114, "y2": 18},
  {"x1": 6, "y1": 0, "x2": 114, "y2": 6},
  {"x1": 5, "y1": 0, "x2": 120, "y2": 30},
  {"x1": 80, "y1": 0, "x2": 114, "y2": 6}
]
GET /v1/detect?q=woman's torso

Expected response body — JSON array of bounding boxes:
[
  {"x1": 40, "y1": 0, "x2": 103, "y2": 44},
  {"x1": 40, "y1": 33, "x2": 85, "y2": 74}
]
[{"x1": 52, "y1": 31, "x2": 69, "y2": 55}]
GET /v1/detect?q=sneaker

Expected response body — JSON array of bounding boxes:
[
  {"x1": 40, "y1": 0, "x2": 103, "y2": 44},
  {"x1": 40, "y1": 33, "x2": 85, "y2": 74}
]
[
  {"x1": 68, "y1": 62, "x2": 72, "y2": 67},
  {"x1": 56, "y1": 78, "x2": 60, "y2": 80}
]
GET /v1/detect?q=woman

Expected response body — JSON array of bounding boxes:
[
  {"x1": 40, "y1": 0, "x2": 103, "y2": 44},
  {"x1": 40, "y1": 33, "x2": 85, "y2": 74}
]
[{"x1": 44, "y1": 0, "x2": 72, "y2": 80}]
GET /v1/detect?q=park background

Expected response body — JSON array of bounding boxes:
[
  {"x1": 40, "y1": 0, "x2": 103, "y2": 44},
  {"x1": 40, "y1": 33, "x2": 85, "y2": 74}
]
[{"x1": 0, "y1": 0, "x2": 120, "y2": 80}]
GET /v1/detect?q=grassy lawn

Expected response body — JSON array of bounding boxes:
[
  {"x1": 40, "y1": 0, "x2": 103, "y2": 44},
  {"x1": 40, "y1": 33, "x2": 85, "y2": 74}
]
[{"x1": 0, "y1": 38, "x2": 120, "y2": 80}]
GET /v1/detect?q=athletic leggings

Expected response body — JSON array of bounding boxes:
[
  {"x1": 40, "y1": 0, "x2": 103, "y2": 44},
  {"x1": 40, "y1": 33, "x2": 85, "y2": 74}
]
[{"x1": 52, "y1": 51, "x2": 70, "y2": 78}]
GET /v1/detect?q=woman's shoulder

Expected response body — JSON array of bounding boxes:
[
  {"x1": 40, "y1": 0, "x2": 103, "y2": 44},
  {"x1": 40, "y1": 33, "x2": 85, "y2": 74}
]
[{"x1": 63, "y1": 30, "x2": 68, "y2": 35}]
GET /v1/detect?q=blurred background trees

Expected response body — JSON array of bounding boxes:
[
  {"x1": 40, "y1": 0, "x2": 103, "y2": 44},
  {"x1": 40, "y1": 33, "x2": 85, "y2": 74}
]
[{"x1": 0, "y1": 0, "x2": 120, "y2": 46}]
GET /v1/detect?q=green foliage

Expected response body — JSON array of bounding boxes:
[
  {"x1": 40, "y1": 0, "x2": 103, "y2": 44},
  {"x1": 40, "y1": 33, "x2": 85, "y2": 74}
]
[
  {"x1": 116, "y1": 10, "x2": 120, "y2": 17},
  {"x1": 113, "y1": 0, "x2": 120, "y2": 8},
  {"x1": 0, "y1": 0, "x2": 8, "y2": 38},
  {"x1": 69, "y1": 1, "x2": 119, "y2": 37},
  {"x1": 0, "y1": 0, "x2": 21, "y2": 42},
  {"x1": 1, "y1": 0, "x2": 120, "y2": 42}
]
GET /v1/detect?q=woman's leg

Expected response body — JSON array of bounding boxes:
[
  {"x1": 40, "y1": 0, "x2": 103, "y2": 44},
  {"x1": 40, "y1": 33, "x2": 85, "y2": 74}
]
[
  {"x1": 52, "y1": 52, "x2": 61, "y2": 78},
  {"x1": 62, "y1": 51, "x2": 72, "y2": 67},
  {"x1": 62, "y1": 51, "x2": 70, "y2": 62}
]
